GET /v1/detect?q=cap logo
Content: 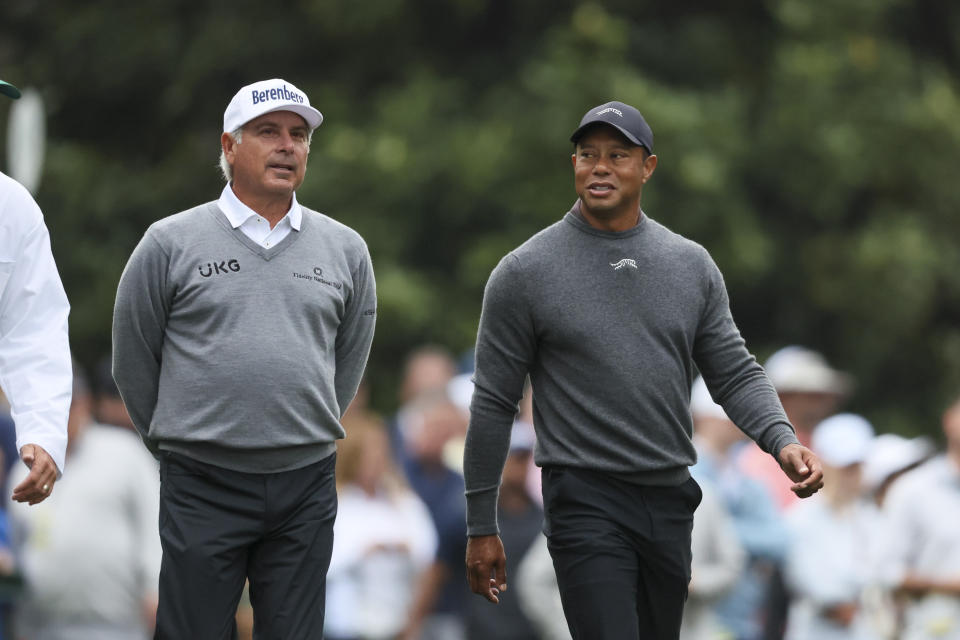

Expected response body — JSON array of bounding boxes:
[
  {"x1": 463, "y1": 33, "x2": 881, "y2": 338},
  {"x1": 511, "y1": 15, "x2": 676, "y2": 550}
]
[
  {"x1": 251, "y1": 84, "x2": 305, "y2": 106},
  {"x1": 595, "y1": 107, "x2": 623, "y2": 117}
]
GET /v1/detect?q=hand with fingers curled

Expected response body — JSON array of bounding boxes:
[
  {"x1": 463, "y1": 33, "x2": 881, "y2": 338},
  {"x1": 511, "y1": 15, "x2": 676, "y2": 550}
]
[
  {"x1": 13, "y1": 444, "x2": 59, "y2": 505},
  {"x1": 778, "y1": 443, "x2": 825, "y2": 499},
  {"x1": 466, "y1": 534, "x2": 508, "y2": 604}
]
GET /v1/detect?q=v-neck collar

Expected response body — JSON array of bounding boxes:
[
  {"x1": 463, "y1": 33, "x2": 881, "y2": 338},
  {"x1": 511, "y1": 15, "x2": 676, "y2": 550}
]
[{"x1": 206, "y1": 202, "x2": 305, "y2": 261}]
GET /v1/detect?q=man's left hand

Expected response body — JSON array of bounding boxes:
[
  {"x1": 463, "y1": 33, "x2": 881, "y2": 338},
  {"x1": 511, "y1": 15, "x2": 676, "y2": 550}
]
[
  {"x1": 13, "y1": 444, "x2": 58, "y2": 505},
  {"x1": 778, "y1": 443, "x2": 824, "y2": 498}
]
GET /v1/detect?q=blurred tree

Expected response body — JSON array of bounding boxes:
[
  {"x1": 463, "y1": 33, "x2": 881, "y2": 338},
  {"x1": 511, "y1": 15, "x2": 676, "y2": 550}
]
[{"x1": 1, "y1": 0, "x2": 958, "y2": 437}]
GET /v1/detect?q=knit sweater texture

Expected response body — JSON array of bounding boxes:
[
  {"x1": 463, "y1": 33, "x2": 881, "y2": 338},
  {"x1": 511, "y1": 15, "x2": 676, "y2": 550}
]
[
  {"x1": 464, "y1": 204, "x2": 796, "y2": 535},
  {"x1": 112, "y1": 202, "x2": 376, "y2": 473}
]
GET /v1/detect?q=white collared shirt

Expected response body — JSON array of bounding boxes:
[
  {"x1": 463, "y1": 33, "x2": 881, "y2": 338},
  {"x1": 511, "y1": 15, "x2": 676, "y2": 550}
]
[
  {"x1": 217, "y1": 183, "x2": 302, "y2": 248},
  {"x1": 0, "y1": 172, "x2": 71, "y2": 475}
]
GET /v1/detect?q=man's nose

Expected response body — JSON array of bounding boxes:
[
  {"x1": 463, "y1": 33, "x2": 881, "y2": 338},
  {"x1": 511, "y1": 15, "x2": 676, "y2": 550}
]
[
  {"x1": 277, "y1": 131, "x2": 295, "y2": 151},
  {"x1": 592, "y1": 158, "x2": 611, "y2": 174}
]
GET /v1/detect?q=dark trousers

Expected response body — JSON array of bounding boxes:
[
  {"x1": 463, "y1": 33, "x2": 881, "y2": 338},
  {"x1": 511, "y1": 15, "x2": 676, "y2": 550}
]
[
  {"x1": 542, "y1": 467, "x2": 702, "y2": 640},
  {"x1": 156, "y1": 451, "x2": 337, "y2": 640}
]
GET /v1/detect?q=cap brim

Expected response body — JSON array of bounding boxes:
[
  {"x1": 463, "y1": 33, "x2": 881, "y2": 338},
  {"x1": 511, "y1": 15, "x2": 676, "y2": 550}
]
[
  {"x1": 257, "y1": 104, "x2": 323, "y2": 130},
  {"x1": 0, "y1": 81, "x2": 22, "y2": 100},
  {"x1": 571, "y1": 120, "x2": 644, "y2": 148}
]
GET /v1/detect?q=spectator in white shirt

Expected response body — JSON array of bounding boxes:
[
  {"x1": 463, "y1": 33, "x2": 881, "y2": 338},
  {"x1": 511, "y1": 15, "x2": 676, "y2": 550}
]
[
  {"x1": 325, "y1": 414, "x2": 436, "y2": 640},
  {"x1": 784, "y1": 413, "x2": 881, "y2": 640},
  {"x1": 880, "y1": 398, "x2": 960, "y2": 640},
  {"x1": 7, "y1": 362, "x2": 161, "y2": 640},
  {"x1": 0, "y1": 78, "x2": 70, "y2": 505}
]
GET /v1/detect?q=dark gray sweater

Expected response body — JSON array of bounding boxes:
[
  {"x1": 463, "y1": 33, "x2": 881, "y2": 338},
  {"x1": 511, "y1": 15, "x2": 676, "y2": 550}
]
[
  {"x1": 112, "y1": 202, "x2": 376, "y2": 473},
  {"x1": 464, "y1": 204, "x2": 796, "y2": 536}
]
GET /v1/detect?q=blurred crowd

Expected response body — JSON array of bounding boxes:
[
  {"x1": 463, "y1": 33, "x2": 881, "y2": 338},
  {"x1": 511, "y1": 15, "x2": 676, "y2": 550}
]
[{"x1": 0, "y1": 344, "x2": 957, "y2": 640}]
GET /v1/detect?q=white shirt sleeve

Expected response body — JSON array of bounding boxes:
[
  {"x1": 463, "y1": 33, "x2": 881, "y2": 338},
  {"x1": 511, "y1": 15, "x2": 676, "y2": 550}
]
[{"x1": 0, "y1": 175, "x2": 71, "y2": 475}]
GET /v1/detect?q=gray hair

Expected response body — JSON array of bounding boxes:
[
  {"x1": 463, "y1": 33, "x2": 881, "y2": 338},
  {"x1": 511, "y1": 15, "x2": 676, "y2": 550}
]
[
  {"x1": 219, "y1": 128, "x2": 243, "y2": 183},
  {"x1": 218, "y1": 125, "x2": 314, "y2": 183}
]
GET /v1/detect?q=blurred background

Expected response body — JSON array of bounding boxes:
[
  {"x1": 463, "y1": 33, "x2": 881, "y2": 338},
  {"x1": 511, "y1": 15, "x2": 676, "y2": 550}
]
[
  {"x1": 3, "y1": 0, "x2": 960, "y2": 438},
  {"x1": 3, "y1": 2, "x2": 960, "y2": 639}
]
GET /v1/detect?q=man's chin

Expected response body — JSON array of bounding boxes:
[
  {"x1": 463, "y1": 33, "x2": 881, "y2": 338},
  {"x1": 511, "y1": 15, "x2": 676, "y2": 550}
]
[
  {"x1": 580, "y1": 198, "x2": 621, "y2": 219},
  {"x1": 264, "y1": 178, "x2": 300, "y2": 195}
]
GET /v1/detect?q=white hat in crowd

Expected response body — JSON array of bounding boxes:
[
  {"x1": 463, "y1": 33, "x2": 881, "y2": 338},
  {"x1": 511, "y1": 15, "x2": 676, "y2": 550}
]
[
  {"x1": 811, "y1": 413, "x2": 875, "y2": 467},
  {"x1": 764, "y1": 346, "x2": 852, "y2": 395},
  {"x1": 862, "y1": 433, "x2": 934, "y2": 492},
  {"x1": 223, "y1": 78, "x2": 323, "y2": 133},
  {"x1": 690, "y1": 376, "x2": 729, "y2": 421},
  {"x1": 446, "y1": 372, "x2": 475, "y2": 416}
]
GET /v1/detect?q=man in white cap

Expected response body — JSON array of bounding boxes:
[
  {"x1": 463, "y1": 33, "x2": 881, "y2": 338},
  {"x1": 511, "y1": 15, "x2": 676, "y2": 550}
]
[
  {"x1": 0, "y1": 77, "x2": 70, "y2": 506},
  {"x1": 112, "y1": 78, "x2": 377, "y2": 638},
  {"x1": 740, "y1": 345, "x2": 852, "y2": 510}
]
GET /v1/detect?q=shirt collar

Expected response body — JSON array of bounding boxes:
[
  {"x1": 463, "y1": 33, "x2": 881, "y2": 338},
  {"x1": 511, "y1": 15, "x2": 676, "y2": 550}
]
[{"x1": 217, "y1": 184, "x2": 302, "y2": 231}]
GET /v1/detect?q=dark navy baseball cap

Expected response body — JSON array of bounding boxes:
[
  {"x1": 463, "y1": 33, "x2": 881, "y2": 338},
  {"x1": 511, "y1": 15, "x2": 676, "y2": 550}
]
[
  {"x1": 571, "y1": 101, "x2": 653, "y2": 153},
  {"x1": 0, "y1": 79, "x2": 21, "y2": 100}
]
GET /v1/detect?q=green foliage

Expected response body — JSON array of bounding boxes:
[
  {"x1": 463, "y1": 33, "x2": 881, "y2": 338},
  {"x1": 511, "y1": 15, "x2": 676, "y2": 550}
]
[{"x1": 2, "y1": 0, "x2": 959, "y2": 436}]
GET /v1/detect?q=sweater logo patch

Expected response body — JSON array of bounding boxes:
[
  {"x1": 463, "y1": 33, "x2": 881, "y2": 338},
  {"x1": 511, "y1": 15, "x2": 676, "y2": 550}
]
[
  {"x1": 198, "y1": 259, "x2": 240, "y2": 277},
  {"x1": 610, "y1": 258, "x2": 638, "y2": 271},
  {"x1": 293, "y1": 267, "x2": 342, "y2": 289}
]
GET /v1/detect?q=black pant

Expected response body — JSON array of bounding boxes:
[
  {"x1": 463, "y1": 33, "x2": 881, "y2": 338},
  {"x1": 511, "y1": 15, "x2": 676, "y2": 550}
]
[
  {"x1": 156, "y1": 451, "x2": 337, "y2": 640},
  {"x1": 542, "y1": 467, "x2": 702, "y2": 640}
]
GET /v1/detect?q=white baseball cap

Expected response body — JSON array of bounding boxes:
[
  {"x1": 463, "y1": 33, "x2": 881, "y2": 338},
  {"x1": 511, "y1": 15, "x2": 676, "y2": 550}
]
[
  {"x1": 764, "y1": 346, "x2": 852, "y2": 395},
  {"x1": 811, "y1": 413, "x2": 875, "y2": 467},
  {"x1": 223, "y1": 78, "x2": 323, "y2": 134},
  {"x1": 862, "y1": 433, "x2": 933, "y2": 491}
]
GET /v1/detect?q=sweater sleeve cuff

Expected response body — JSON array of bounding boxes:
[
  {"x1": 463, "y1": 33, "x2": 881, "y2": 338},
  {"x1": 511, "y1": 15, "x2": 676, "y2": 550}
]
[
  {"x1": 465, "y1": 488, "x2": 500, "y2": 537},
  {"x1": 766, "y1": 427, "x2": 800, "y2": 460}
]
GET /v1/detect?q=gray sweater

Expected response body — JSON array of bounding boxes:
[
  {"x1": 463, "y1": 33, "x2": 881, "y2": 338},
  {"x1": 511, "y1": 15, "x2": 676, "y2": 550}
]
[
  {"x1": 112, "y1": 202, "x2": 376, "y2": 473},
  {"x1": 464, "y1": 204, "x2": 796, "y2": 536}
]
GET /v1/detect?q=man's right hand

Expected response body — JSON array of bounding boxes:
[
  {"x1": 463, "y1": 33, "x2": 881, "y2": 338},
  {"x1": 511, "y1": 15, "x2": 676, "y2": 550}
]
[
  {"x1": 13, "y1": 444, "x2": 58, "y2": 505},
  {"x1": 465, "y1": 534, "x2": 507, "y2": 604}
]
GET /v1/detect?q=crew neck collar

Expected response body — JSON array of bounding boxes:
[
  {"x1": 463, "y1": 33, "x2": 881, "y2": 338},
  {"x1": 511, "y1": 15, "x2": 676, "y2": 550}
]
[{"x1": 564, "y1": 200, "x2": 647, "y2": 238}]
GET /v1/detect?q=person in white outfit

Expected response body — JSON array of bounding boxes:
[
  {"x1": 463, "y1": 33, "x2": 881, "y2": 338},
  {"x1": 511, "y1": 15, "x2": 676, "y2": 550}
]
[
  {"x1": 7, "y1": 364, "x2": 161, "y2": 640},
  {"x1": 784, "y1": 413, "x2": 882, "y2": 640},
  {"x1": 879, "y1": 398, "x2": 960, "y2": 640},
  {"x1": 0, "y1": 77, "x2": 70, "y2": 505},
  {"x1": 325, "y1": 415, "x2": 436, "y2": 640}
]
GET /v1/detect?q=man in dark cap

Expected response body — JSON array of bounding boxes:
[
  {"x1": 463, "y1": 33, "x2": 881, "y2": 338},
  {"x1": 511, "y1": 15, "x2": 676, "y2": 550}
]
[{"x1": 463, "y1": 101, "x2": 824, "y2": 639}]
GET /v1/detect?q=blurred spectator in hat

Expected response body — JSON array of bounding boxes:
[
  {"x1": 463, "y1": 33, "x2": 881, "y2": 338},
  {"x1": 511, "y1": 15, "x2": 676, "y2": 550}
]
[
  {"x1": 325, "y1": 416, "x2": 436, "y2": 640},
  {"x1": 465, "y1": 422, "x2": 543, "y2": 640},
  {"x1": 747, "y1": 347, "x2": 851, "y2": 640},
  {"x1": 92, "y1": 355, "x2": 134, "y2": 431},
  {"x1": 7, "y1": 361, "x2": 161, "y2": 640},
  {"x1": 783, "y1": 413, "x2": 883, "y2": 640},
  {"x1": 399, "y1": 392, "x2": 470, "y2": 640},
  {"x1": 862, "y1": 433, "x2": 933, "y2": 508},
  {"x1": 689, "y1": 376, "x2": 789, "y2": 640},
  {"x1": 740, "y1": 346, "x2": 853, "y2": 510},
  {"x1": 877, "y1": 397, "x2": 960, "y2": 640}
]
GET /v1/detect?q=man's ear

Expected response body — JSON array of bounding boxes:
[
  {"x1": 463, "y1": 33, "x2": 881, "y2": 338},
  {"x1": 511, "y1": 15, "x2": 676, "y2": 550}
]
[{"x1": 642, "y1": 153, "x2": 658, "y2": 183}]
